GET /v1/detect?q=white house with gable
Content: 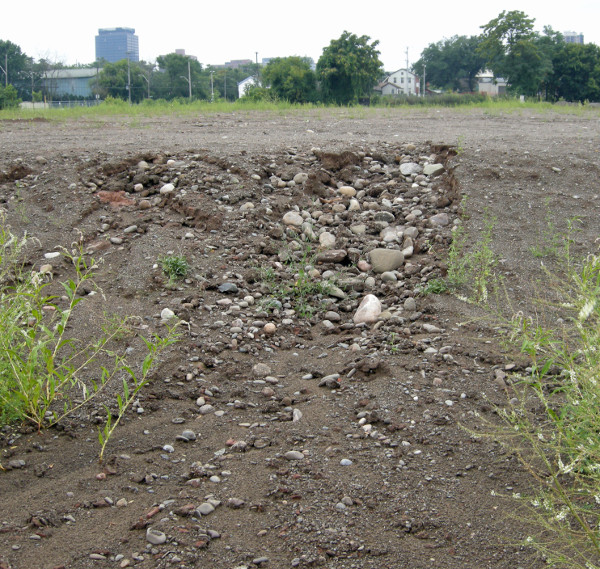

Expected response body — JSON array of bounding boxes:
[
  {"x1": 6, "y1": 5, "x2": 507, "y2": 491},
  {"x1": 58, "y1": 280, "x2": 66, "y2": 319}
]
[
  {"x1": 237, "y1": 76, "x2": 257, "y2": 98},
  {"x1": 376, "y1": 68, "x2": 420, "y2": 96}
]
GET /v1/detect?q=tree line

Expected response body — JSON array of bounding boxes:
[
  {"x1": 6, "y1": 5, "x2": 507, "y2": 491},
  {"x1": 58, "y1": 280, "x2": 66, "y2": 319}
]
[
  {"x1": 414, "y1": 11, "x2": 600, "y2": 102},
  {"x1": 1, "y1": 11, "x2": 599, "y2": 109}
]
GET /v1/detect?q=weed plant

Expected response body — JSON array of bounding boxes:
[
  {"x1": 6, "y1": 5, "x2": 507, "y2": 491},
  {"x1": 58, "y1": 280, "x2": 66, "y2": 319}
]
[
  {"x1": 445, "y1": 209, "x2": 499, "y2": 303},
  {"x1": 160, "y1": 254, "x2": 189, "y2": 285},
  {"x1": 0, "y1": 215, "x2": 177, "y2": 459},
  {"x1": 479, "y1": 249, "x2": 600, "y2": 568},
  {"x1": 259, "y1": 238, "x2": 336, "y2": 319}
]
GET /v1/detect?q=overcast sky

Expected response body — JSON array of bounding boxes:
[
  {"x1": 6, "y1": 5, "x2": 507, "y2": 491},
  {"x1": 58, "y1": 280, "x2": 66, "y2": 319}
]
[{"x1": 2, "y1": 0, "x2": 597, "y2": 70}]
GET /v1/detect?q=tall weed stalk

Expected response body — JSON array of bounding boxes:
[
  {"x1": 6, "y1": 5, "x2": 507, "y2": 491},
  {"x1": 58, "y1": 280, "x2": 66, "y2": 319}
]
[{"x1": 486, "y1": 251, "x2": 600, "y2": 568}]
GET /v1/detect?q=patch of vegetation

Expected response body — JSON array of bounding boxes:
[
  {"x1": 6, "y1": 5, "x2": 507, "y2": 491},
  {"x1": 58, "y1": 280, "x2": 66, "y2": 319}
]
[
  {"x1": 530, "y1": 201, "x2": 580, "y2": 261},
  {"x1": 160, "y1": 254, "x2": 189, "y2": 285},
  {"x1": 420, "y1": 278, "x2": 449, "y2": 295},
  {"x1": 0, "y1": 214, "x2": 178, "y2": 460},
  {"x1": 446, "y1": 209, "x2": 500, "y2": 303},
  {"x1": 259, "y1": 238, "x2": 337, "y2": 319}
]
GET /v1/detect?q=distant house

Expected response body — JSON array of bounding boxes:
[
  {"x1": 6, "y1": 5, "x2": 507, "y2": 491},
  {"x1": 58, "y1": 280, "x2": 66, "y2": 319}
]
[
  {"x1": 476, "y1": 71, "x2": 507, "y2": 96},
  {"x1": 42, "y1": 68, "x2": 101, "y2": 99},
  {"x1": 375, "y1": 68, "x2": 420, "y2": 96},
  {"x1": 237, "y1": 76, "x2": 257, "y2": 98}
]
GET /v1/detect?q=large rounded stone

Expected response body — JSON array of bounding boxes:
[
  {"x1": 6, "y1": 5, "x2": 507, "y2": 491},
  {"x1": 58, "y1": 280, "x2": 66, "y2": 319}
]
[
  {"x1": 368, "y1": 249, "x2": 404, "y2": 273},
  {"x1": 424, "y1": 163, "x2": 445, "y2": 177},
  {"x1": 282, "y1": 211, "x2": 303, "y2": 227},
  {"x1": 353, "y1": 294, "x2": 382, "y2": 324},
  {"x1": 400, "y1": 162, "x2": 422, "y2": 176}
]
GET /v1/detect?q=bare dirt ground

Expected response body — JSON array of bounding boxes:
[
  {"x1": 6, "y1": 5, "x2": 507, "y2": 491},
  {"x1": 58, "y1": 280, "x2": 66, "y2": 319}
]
[{"x1": 0, "y1": 107, "x2": 599, "y2": 569}]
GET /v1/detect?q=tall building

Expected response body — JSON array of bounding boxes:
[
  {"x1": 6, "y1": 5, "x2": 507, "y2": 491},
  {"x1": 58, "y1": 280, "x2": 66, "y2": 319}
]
[
  {"x1": 564, "y1": 31, "x2": 584, "y2": 44},
  {"x1": 95, "y1": 28, "x2": 139, "y2": 63}
]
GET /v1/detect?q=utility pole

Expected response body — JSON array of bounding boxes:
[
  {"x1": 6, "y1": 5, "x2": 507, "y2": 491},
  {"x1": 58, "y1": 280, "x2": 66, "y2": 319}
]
[
  {"x1": 127, "y1": 53, "x2": 132, "y2": 104},
  {"x1": 210, "y1": 71, "x2": 214, "y2": 103},
  {"x1": 255, "y1": 51, "x2": 259, "y2": 86},
  {"x1": 180, "y1": 60, "x2": 193, "y2": 101},
  {"x1": 141, "y1": 72, "x2": 150, "y2": 99},
  {"x1": 224, "y1": 71, "x2": 227, "y2": 100},
  {"x1": 0, "y1": 53, "x2": 7, "y2": 87},
  {"x1": 423, "y1": 64, "x2": 426, "y2": 97},
  {"x1": 405, "y1": 47, "x2": 409, "y2": 95},
  {"x1": 187, "y1": 59, "x2": 192, "y2": 100}
]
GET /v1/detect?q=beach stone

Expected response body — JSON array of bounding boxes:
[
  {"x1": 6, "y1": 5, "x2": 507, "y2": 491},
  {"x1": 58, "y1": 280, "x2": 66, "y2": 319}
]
[
  {"x1": 283, "y1": 211, "x2": 303, "y2": 226},
  {"x1": 424, "y1": 163, "x2": 445, "y2": 177},
  {"x1": 319, "y1": 231, "x2": 336, "y2": 249},
  {"x1": 400, "y1": 162, "x2": 422, "y2": 176},
  {"x1": 196, "y1": 502, "x2": 215, "y2": 515},
  {"x1": 369, "y1": 249, "x2": 404, "y2": 273},
  {"x1": 430, "y1": 213, "x2": 450, "y2": 227},
  {"x1": 293, "y1": 172, "x2": 308, "y2": 184},
  {"x1": 353, "y1": 294, "x2": 382, "y2": 324},
  {"x1": 315, "y1": 249, "x2": 347, "y2": 264},
  {"x1": 253, "y1": 363, "x2": 271, "y2": 378},
  {"x1": 339, "y1": 186, "x2": 357, "y2": 197},
  {"x1": 285, "y1": 450, "x2": 305, "y2": 460},
  {"x1": 160, "y1": 308, "x2": 176, "y2": 321}
]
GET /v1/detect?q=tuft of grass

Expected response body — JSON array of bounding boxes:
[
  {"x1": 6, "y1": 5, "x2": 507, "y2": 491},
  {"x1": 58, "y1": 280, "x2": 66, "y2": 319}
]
[
  {"x1": 446, "y1": 208, "x2": 500, "y2": 303},
  {"x1": 160, "y1": 254, "x2": 189, "y2": 285},
  {"x1": 258, "y1": 239, "x2": 337, "y2": 319},
  {"x1": 420, "y1": 278, "x2": 449, "y2": 295}
]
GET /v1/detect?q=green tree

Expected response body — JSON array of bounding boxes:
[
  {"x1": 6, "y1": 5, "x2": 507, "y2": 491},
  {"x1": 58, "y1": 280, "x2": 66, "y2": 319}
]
[
  {"x1": 317, "y1": 31, "x2": 383, "y2": 104},
  {"x1": 414, "y1": 35, "x2": 486, "y2": 91},
  {"x1": 95, "y1": 60, "x2": 147, "y2": 103},
  {"x1": 478, "y1": 10, "x2": 545, "y2": 96},
  {"x1": 262, "y1": 56, "x2": 317, "y2": 103},
  {"x1": 0, "y1": 84, "x2": 20, "y2": 109},
  {"x1": 549, "y1": 43, "x2": 600, "y2": 102},
  {"x1": 155, "y1": 53, "x2": 206, "y2": 100},
  {"x1": 0, "y1": 40, "x2": 34, "y2": 100},
  {"x1": 534, "y1": 27, "x2": 565, "y2": 100}
]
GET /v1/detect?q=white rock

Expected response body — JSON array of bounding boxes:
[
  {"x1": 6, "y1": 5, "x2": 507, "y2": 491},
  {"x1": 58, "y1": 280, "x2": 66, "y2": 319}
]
[
  {"x1": 146, "y1": 528, "x2": 167, "y2": 545},
  {"x1": 424, "y1": 163, "x2": 444, "y2": 177},
  {"x1": 353, "y1": 294, "x2": 382, "y2": 324},
  {"x1": 285, "y1": 450, "x2": 305, "y2": 460},
  {"x1": 160, "y1": 183, "x2": 175, "y2": 195},
  {"x1": 400, "y1": 162, "x2": 422, "y2": 176},
  {"x1": 293, "y1": 172, "x2": 308, "y2": 184},
  {"x1": 338, "y1": 186, "x2": 357, "y2": 197},
  {"x1": 429, "y1": 213, "x2": 450, "y2": 227},
  {"x1": 319, "y1": 231, "x2": 336, "y2": 249},
  {"x1": 196, "y1": 502, "x2": 215, "y2": 515},
  {"x1": 348, "y1": 198, "x2": 361, "y2": 211},
  {"x1": 160, "y1": 308, "x2": 176, "y2": 321},
  {"x1": 282, "y1": 211, "x2": 303, "y2": 227}
]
